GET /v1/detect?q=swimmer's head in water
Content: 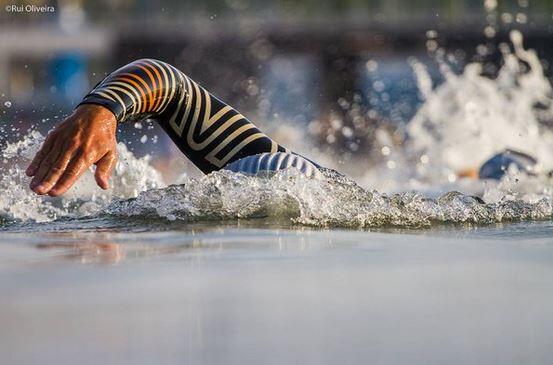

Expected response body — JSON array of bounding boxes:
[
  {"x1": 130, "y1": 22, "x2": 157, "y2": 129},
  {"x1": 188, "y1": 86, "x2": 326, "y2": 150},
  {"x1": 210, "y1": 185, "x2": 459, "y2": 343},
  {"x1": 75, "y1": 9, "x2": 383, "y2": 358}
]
[{"x1": 479, "y1": 149, "x2": 538, "y2": 180}]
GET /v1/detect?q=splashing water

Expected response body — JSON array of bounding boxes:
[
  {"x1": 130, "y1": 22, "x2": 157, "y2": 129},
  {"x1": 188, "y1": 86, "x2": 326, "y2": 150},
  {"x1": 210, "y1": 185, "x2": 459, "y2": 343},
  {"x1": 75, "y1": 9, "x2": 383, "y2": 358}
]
[
  {"x1": 407, "y1": 31, "x2": 553, "y2": 178},
  {"x1": 105, "y1": 168, "x2": 552, "y2": 228},
  {"x1": 361, "y1": 30, "x2": 553, "y2": 197},
  {"x1": 0, "y1": 130, "x2": 551, "y2": 229},
  {"x1": 2, "y1": 31, "x2": 553, "y2": 229},
  {"x1": 0, "y1": 131, "x2": 164, "y2": 223}
]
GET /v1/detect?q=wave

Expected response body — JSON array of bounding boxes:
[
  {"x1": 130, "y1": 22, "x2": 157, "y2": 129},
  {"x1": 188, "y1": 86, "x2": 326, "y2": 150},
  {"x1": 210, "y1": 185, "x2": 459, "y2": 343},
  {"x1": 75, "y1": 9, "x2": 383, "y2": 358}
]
[{"x1": 105, "y1": 168, "x2": 552, "y2": 228}]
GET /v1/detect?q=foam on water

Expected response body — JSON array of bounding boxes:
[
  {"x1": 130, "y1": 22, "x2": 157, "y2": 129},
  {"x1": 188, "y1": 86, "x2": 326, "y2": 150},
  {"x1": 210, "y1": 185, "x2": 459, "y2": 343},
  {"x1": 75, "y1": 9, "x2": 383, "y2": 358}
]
[
  {"x1": 2, "y1": 30, "x2": 553, "y2": 228},
  {"x1": 105, "y1": 168, "x2": 552, "y2": 228}
]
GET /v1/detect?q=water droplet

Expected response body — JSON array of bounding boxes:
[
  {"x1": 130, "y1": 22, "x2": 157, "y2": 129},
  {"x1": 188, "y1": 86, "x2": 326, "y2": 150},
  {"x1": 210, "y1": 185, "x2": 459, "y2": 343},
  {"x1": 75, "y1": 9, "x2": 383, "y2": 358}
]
[{"x1": 4, "y1": 101, "x2": 11, "y2": 108}]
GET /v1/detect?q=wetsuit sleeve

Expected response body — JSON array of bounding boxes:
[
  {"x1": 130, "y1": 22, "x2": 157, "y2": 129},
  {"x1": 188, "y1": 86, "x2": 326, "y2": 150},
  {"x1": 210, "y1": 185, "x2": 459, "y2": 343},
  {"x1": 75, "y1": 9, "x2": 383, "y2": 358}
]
[{"x1": 78, "y1": 59, "x2": 288, "y2": 174}]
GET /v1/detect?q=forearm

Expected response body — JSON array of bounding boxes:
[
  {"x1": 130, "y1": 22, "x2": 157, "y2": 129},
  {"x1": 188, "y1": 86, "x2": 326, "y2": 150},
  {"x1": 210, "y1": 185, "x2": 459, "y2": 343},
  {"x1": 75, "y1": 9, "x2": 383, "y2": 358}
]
[
  {"x1": 79, "y1": 59, "x2": 286, "y2": 173},
  {"x1": 79, "y1": 59, "x2": 181, "y2": 123}
]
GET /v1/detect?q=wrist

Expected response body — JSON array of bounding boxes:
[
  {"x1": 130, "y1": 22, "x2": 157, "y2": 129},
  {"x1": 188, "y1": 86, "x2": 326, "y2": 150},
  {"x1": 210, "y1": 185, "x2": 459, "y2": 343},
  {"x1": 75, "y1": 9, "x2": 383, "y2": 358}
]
[
  {"x1": 76, "y1": 104, "x2": 116, "y2": 121},
  {"x1": 74, "y1": 104, "x2": 117, "y2": 131}
]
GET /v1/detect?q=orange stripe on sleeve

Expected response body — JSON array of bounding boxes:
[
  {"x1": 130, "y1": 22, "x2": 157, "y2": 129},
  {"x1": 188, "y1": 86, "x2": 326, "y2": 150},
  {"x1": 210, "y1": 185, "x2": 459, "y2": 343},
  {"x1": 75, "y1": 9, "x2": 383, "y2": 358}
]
[
  {"x1": 138, "y1": 60, "x2": 165, "y2": 112},
  {"x1": 118, "y1": 74, "x2": 149, "y2": 114},
  {"x1": 135, "y1": 63, "x2": 158, "y2": 113}
]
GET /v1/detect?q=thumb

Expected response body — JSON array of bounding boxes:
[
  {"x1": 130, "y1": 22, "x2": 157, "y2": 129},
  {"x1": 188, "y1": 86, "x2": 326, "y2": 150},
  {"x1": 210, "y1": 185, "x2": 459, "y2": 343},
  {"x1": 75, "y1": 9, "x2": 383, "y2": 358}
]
[{"x1": 94, "y1": 151, "x2": 117, "y2": 190}]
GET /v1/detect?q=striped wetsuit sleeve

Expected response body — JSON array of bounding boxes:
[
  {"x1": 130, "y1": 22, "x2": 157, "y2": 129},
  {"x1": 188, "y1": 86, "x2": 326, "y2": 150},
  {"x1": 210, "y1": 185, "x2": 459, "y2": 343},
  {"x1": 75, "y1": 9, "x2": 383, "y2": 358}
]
[{"x1": 79, "y1": 58, "x2": 288, "y2": 174}]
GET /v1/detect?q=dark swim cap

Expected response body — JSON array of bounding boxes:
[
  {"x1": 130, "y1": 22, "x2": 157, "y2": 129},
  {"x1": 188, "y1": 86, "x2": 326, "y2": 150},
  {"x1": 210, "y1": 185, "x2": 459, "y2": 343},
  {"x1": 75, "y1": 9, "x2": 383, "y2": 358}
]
[{"x1": 478, "y1": 149, "x2": 538, "y2": 180}]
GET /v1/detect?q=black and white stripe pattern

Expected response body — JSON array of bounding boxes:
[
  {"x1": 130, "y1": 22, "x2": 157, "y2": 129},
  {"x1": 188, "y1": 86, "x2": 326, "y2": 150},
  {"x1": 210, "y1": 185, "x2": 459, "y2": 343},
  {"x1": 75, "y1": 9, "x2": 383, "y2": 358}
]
[
  {"x1": 79, "y1": 59, "x2": 307, "y2": 174},
  {"x1": 224, "y1": 152, "x2": 322, "y2": 178}
]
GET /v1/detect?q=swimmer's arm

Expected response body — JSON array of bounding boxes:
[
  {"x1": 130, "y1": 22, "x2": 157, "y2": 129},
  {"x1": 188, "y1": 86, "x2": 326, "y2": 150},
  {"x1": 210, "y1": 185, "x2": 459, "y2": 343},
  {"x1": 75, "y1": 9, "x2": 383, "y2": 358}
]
[
  {"x1": 76, "y1": 58, "x2": 284, "y2": 173},
  {"x1": 27, "y1": 59, "x2": 181, "y2": 196},
  {"x1": 27, "y1": 58, "x2": 285, "y2": 196}
]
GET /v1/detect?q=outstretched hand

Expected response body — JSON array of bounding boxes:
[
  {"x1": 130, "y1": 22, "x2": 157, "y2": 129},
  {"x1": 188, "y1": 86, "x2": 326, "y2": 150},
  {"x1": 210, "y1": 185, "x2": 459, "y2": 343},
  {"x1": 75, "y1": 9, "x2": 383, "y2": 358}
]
[{"x1": 26, "y1": 104, "x2": 118, "y2": 197}]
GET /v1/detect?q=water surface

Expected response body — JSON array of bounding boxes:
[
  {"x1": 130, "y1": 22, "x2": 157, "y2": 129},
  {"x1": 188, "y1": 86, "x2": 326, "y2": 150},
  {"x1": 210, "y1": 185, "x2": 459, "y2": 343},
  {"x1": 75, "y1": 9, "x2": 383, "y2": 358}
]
[{"x1": 1, "y1": 221, "x2": 553, "y2": 364}]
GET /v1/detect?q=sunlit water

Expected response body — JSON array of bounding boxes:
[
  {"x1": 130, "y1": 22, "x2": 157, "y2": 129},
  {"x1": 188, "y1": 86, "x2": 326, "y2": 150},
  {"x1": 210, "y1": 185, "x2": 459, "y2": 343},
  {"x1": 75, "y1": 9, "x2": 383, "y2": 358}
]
[{"x1": 2, "y1": 24, "x2": 553, "y2": 364}]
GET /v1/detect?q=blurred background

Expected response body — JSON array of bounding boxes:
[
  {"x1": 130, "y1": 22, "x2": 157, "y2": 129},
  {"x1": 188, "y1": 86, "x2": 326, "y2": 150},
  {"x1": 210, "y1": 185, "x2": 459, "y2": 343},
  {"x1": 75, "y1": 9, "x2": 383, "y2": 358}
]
[{"x1": 1, "y1": 0, "x2": 552, "y2": 179}]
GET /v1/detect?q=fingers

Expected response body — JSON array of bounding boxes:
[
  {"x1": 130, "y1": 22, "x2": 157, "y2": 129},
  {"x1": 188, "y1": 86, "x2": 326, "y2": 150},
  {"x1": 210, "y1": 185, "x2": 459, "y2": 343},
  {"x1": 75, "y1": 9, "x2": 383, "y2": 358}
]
[
  {"x1": 26, "y1": 132, "x2": 56, "y2": 177},
  {"x1": 29, "y1": 145, "x2": 62, "y2": 194},
  {"x1": 48, "y1": 153, "x2": 91, "y2": 197},
  {"x1": 26, "y1": 104, "x2": 119, "y2": 197},
  {"x1": 31, "y1": 143, "x2": 79, "y2": 195},
  {"x1": 94, "y1": 151, "x2": 117, "y2": 190}
]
